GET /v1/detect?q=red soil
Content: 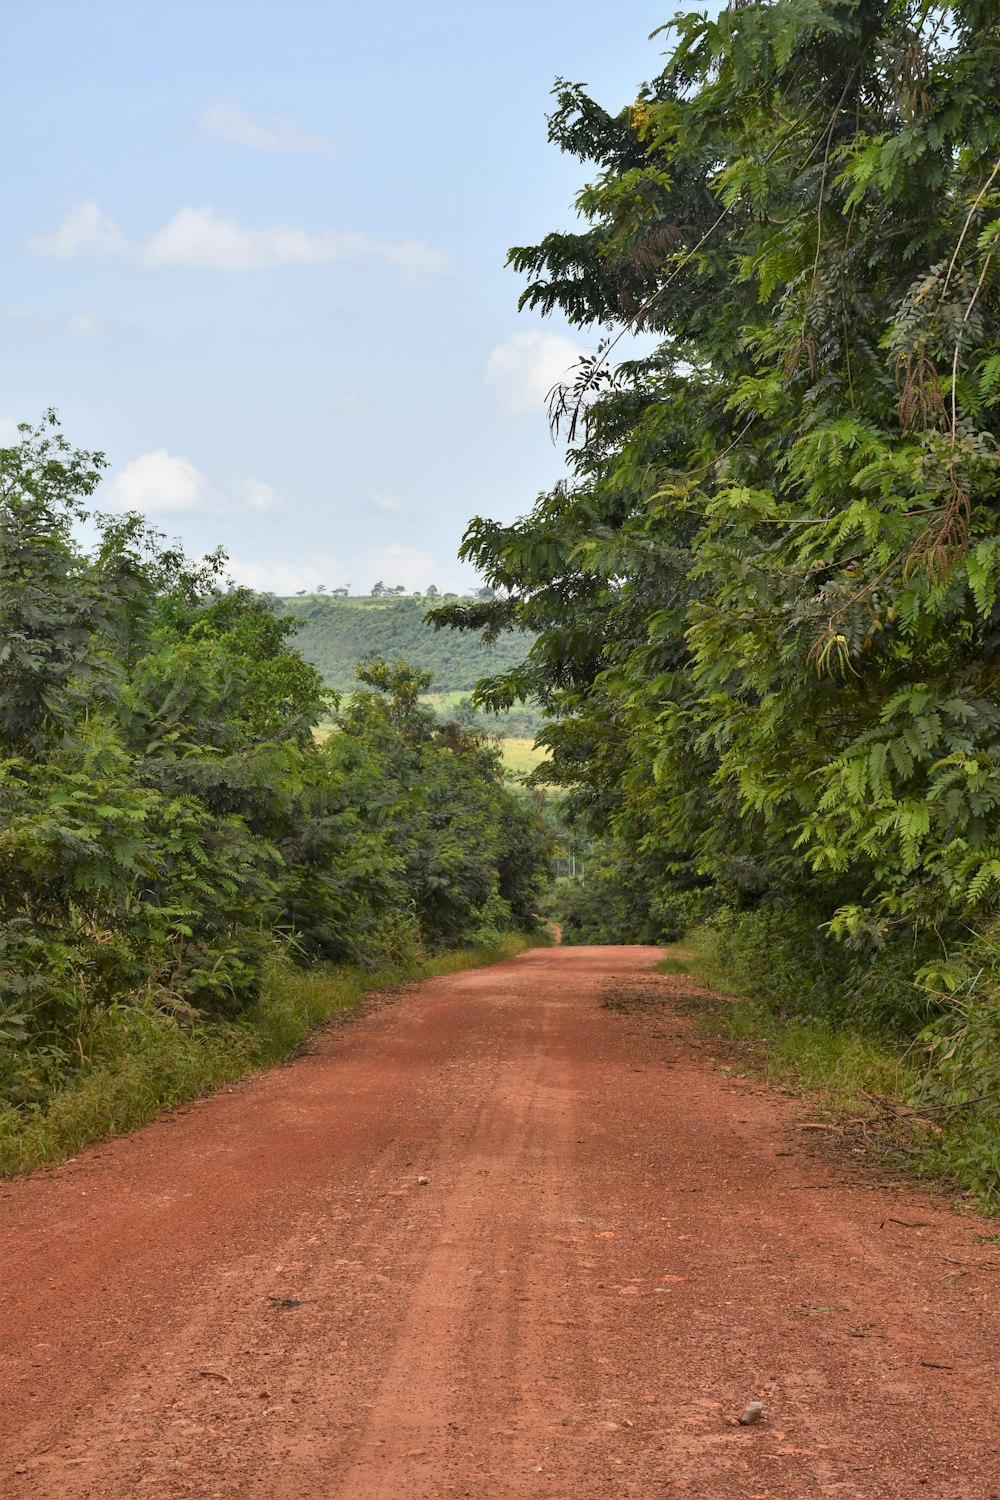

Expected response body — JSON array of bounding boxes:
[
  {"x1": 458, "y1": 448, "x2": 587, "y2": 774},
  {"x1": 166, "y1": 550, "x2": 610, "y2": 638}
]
[{"x1": 2, "y1": 946, "x2": 999, "y2": 1498}]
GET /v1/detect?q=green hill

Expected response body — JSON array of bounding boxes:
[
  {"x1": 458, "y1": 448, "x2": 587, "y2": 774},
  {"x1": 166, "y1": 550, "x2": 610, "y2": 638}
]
[{"x1": 274, "y1": 594, "x2": 531, "y2": 694}]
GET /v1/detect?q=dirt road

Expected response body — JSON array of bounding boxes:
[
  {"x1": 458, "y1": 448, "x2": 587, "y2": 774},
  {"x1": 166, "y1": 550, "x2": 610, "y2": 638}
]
[{"x1": 2, "y1": 946, "x2": 999, "y2": 1498}]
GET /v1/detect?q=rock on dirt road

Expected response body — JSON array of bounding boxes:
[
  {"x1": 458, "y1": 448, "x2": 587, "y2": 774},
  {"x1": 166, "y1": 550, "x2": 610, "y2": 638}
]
[{"x1": 2, "y1": 946, "x2": 999, "y2": 1498}]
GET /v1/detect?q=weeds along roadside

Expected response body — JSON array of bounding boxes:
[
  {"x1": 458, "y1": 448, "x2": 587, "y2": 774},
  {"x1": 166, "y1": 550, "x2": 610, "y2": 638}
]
[
  {"x1": 660, "y1": 926, "x2": 1000, "y2": 1216},
  {"x1": 0, "y1": 935, "x2": 540, "y2": 1179}
]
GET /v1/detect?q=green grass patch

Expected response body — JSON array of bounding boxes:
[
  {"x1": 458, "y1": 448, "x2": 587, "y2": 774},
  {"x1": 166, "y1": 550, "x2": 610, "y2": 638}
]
[
  {"x1": 0, "y1": 934, "x2": 538, "y2": 1178},
  {"x1": 501, "y1": 736, "x2": 549, "y2": 777},
  {"x1": 697, "y1": 996, "x2": 915, "y2": 1108},
  {"x1": 673, "y1": 926, "x2": 917, "y2": 1107},
  {"x1": 661, "y1": 928, "x2": 1000, "y2": 1212},
  {"x1": 659, "y1": 936, "x2": 909, "y2": 1106},
  {"x1": 420, "y1": 690, "x2": 469, "y2": 711},
  {"x1": 655, "y1": 954, "x2": 693, "y2": 977}
]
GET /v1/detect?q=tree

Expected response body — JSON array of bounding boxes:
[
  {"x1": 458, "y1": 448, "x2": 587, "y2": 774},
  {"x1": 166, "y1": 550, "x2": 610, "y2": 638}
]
[
  {"x1": 0, "y1": 414, "x2": 112, "y2": 746},
  {"x1": 0, "y1": 417, "x2": 551, "y2": 1108},
  {"x1": 436, "y1": 0, "x2": 1000, "y2": 1006}
]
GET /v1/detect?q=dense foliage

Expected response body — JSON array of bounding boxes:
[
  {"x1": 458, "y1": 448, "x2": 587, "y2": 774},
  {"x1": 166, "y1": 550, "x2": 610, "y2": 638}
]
[
  {"x1": 0, "y1": 417, "x2": 549, "y2": 1112},
  {"x1": 436, "y1": 0, "x2": 1000, "y2": 1181},
  {"x1": 276, "y1": 593, "x2": 534, "y2": 694}
]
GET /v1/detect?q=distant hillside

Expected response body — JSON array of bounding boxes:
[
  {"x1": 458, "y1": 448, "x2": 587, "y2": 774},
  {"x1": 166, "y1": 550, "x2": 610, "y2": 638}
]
[{"x1": 275, "y1": 594, "x2": 531, "y2": 694}]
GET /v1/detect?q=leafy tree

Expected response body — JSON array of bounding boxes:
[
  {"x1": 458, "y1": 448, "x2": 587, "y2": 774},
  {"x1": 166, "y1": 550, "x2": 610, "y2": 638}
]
[
  {"x1": 0, "y1": 419, "x2": 550, "y2": 1108},
  {"x1": 0, "y1": 414, "x2": 114, "y2": 746},
  {"x1": 436, "y1": 1, "x2": 1000, "y2": 1012},
  {"x1": 332, "y1": 660, "x2": 551, "y2": 949}
]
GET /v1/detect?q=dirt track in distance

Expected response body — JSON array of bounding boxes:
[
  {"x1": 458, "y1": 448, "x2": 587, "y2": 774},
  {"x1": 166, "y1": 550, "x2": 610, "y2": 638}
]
[{"x1": 2, "y1": 945, "x2": 1000, "y2": 1498}]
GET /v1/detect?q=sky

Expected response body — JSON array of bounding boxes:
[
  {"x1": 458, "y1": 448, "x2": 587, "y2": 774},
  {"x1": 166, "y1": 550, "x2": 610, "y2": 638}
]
[{"x1": 1, "y1": 0, "x2": 685, "y2": 595}]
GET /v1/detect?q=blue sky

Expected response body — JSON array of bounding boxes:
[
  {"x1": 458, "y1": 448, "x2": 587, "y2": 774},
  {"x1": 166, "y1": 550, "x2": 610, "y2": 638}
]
[{"x1": 2, "y1": 0, "x2": 686, "y2": 595}]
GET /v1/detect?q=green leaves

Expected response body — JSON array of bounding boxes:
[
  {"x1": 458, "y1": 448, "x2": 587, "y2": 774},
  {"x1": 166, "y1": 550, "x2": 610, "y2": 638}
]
[
  {"x1": 1, "y1": 422, "x2": 549, "y2": 1108},
  {"x1": 438, "y1": 2, "x2": 1000, "y2": 1009}
]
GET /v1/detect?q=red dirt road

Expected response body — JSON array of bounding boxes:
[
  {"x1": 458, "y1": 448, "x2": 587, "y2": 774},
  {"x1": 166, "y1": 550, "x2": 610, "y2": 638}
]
[{"x1": 2, "y1": 946, "x2": 1000, "y2": 1499}]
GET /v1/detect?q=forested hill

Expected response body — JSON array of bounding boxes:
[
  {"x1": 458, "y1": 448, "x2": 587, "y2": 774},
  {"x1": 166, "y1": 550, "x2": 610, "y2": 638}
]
[{"x1": 274, "y1": 594, "x2": 531, "y2": 693}]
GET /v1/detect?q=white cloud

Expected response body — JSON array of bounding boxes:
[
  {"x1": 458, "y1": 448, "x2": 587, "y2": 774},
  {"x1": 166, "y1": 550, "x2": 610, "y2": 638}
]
[
  {"x1": 28, "y1": 201, "x2": 447, "y2": 285},
  {"x1": 142, "y1": 206, "x2": 447, "y2": 281},
  {"x1": 333, "y1": 393, "x2": 362, "y2": 415},
  {"x1": 370, "y1": 489, "x2": 409, "y2": 517},
  {"x1": 142, "y1": 207, "x2": 331, "y2": 271},
  {"x1": 366, "y1": 543, "x2": 437, "y2": 593},
  {"x1": 366, "y1": 237, "x2": 448, "y2": 285},
  {"x1": 484, "y1": 331, "x2": 586, "y2": 415},
  {"x1": 108, "y1": 450, "x2": 208, "y2": 514},
  {"x1": 67, "y1": 310, "x2": 105, "y2": 340},
  {"x1": 0, "y1": 307, "x2": 108, "y2": 341},
  {"x1": 0, "y1": 306, "x2": 40, "y2": 332},
  {"x1": 29, "y1": 200, "x2": 128, "y2": 260},
  {"x1": 232, "y1": 477, "x2": 278, "y2": 512},
  {"x1": 225, "y1": 555, "x2": 342, "y2": 595},
  {"x1": 107, "y1": 451, "x2": 283, "y2": 517},
  {"x1": 199, "y1": 100, "x2": 333, "y2": 153},
  {"x1": 0, "y1": 417, "x2": 24, "y2": 444}
]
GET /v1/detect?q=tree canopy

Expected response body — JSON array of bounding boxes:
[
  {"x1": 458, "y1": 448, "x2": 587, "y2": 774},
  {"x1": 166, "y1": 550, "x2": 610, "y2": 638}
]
[
  {"x1": 0, "y1": 416, "x2": 550, "y2": 1110},
  {"x1": 435, "y1": 1, "x2": 1000, "y2": 1014}
]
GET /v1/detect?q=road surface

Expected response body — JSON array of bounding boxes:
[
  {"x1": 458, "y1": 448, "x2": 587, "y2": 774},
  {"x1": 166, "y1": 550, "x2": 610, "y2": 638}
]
[{"x1": 2, "y1": 946, "x2": 999, "y2": 1497}]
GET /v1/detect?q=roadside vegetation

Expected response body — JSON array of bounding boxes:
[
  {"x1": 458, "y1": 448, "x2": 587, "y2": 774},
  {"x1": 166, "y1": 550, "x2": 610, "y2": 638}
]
[
  {"x1": 437, "y1": 1, "x2": 1000, "y2": 1206},
  {"x1": 0, "y1": 935, "x2": 536, "y2": 1177},
  {"x1": 0, "y1": 416, "x2": 550, "y2": 1172},
  {"x1": 653, "y1": 935, "x2": 954, "y2": 1189}
]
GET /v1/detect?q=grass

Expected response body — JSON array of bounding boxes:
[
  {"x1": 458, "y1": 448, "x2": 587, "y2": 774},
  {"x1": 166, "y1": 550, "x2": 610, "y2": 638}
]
[
  {"x1": 0, "y1": 934, "x2": 539, "y2": 1178},
  {"x1": 657, "y1": 929, "x2": 1000, "y2": 1212},
  {"x1": 699, "y1": 997, "x2": 917, "y2": 1107},
  {"x1": 655, "y1": 953, "x2": 695, "y2": 977},
  {"x1": 500, "y1": 736, "x2": 549, "y2": 777},
  {"x1": 420, "y1": 691, "x2": 469, "y2": 711},
  {"x1": 659, "y1": 930, "x2": 916, "y2": 1107}
]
